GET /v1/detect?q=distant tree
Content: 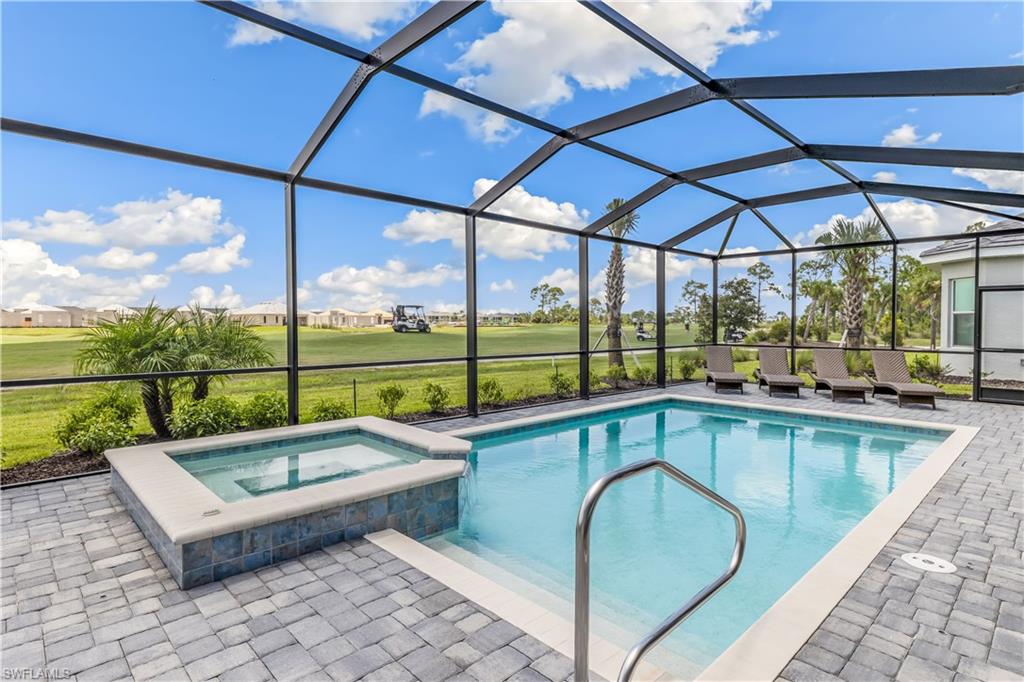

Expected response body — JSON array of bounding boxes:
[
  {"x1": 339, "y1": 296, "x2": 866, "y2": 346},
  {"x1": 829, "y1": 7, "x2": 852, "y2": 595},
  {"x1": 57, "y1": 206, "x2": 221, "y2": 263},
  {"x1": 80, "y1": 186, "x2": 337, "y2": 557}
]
[
  {"x1": 719, "y1": 277, "x2": 759, "y2": 341},
  {"x1": 603, "y1": 198, "x2": 639, "y2": 370},
  {"x1": 746, "y1": 261, "x2": 781, "y2": 322},
  {"x1": 816, "y1": 217, "x2": 885, "y2": 347},
  {"x1": 900, "y1": 256, "x2": 941, "y2": 348},
  {"x1": 529, "y1": 283, "x2": 564, "y2": 321},
  {"x1": 675, "y1": 281, "x2": 708, "y2": 332},
  {"x1": 588, "y1": 297, "x2": 605, "y2": 324}
]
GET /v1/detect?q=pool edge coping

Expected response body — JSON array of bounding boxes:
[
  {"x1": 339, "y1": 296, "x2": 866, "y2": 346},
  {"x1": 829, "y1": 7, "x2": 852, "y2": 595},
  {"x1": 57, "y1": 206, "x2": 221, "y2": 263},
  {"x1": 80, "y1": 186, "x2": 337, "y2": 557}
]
[
  {"x1": 106, "y1": 415, "x2": 472, "y2": 545},
  {"x1": 444, "y1": 393, "x2": 979, "y2": 681}
]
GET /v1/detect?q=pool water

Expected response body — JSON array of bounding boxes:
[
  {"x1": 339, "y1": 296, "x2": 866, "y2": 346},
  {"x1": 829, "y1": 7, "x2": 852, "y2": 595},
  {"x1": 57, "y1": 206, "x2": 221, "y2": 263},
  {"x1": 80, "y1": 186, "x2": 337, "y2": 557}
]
[
  {"x1": 427, "y1": 401, "x2": 946, "y2": 674},
  {"x1": 174, "y1": 432, "x2": 423, "y2": 503}
]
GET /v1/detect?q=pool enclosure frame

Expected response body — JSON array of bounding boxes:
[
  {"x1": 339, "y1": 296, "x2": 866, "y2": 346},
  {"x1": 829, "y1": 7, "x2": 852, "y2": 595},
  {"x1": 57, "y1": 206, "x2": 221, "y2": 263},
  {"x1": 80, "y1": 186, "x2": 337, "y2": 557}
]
[{"x1": 2, "y1": 0, "x2": 1023, "y2": 417}]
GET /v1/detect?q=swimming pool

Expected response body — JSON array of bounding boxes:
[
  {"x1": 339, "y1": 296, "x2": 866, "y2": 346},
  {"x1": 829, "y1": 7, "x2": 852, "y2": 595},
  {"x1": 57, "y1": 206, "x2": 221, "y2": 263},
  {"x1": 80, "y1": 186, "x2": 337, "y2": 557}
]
[
  {"x1": 175, "y1": 431, "x2": 424, "y2": 502},
  {"x1": 427, "y1": 399, "x2": 950, "y2": 676}
]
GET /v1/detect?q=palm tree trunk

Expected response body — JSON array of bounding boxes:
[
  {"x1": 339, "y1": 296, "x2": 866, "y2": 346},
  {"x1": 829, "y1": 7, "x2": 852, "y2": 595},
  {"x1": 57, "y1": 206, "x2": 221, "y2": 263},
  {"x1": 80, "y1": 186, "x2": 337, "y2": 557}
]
[
  {"x1": 606, "y1": 243, "x2": 626, "y2": 371},
  {"x1": 803, "y1": 299, "x2": 816, "y2": 340},
  {"x1": 140, "y1": 380, "x2": 172, "y2": 438},
  {"x1": 191, "y1": 376, "x2": 211, "y2": 401}
]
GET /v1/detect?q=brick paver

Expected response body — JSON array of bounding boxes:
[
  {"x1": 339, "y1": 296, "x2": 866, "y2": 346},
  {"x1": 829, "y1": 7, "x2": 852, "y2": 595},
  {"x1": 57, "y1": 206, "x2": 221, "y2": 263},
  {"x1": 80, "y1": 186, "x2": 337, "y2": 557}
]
[{"x1": 2, "y1": 383, "x2": 1020, "y2": 681}]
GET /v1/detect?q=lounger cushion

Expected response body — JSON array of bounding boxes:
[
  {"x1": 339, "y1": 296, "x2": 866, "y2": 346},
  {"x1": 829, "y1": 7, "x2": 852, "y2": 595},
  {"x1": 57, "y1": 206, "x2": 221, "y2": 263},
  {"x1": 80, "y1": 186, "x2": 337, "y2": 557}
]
[
  {"x1": 760, "y1": 374, "x2": 804, "y2": 386},
  {"x1": 876, "y1": 381, "x2": 943, "y2": 396},
  {"x1": 819, "y1": 378, "x2": 870, "y2": 390},
  {"x1": 708, "y1": 371, "x2": 746, "y2": 383}
]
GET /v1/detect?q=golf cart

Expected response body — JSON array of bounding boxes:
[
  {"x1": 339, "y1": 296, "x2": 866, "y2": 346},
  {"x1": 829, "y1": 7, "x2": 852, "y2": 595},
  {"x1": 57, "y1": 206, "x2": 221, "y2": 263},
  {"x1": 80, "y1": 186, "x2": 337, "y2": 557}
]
[
  {"x1": 635, "y1": 321, "x2": 656, "y2": 342},
  {"x1": 391, "y1": 305, "x2": 431, "y2": 333}
]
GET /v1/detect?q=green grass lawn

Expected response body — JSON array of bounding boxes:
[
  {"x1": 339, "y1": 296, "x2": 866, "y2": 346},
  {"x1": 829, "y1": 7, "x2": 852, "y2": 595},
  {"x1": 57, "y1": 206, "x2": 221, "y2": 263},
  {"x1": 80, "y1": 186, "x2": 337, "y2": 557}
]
[{"x1": 0, "y1": 325, "x2": 966, "y2": 470}]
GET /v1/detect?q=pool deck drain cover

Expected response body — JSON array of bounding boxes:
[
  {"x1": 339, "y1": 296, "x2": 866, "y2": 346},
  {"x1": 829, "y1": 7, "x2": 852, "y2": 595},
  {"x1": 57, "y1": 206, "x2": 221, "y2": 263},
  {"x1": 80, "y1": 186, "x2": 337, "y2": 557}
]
[{"x1": 900, "y1": 552, "x2": 957, "y2": 573}]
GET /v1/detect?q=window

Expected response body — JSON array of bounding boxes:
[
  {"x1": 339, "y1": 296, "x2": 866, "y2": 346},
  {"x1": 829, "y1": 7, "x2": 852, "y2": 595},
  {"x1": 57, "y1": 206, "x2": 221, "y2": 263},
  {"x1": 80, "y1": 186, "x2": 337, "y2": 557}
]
[{"x1": 951, "y1": 277, "x2": 975, "y2": 347}]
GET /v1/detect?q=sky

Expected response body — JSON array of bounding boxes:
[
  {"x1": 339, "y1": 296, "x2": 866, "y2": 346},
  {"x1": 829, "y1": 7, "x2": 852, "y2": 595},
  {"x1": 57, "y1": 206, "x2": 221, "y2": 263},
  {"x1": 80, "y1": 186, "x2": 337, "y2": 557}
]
[{"x1": 2, "y1": 0, "x2": 1022, "y2": 319}]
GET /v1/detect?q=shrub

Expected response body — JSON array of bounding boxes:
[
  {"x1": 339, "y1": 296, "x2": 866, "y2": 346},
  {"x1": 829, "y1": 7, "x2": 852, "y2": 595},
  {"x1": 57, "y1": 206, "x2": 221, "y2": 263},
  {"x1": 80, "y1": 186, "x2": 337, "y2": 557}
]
[
  {"x1": 587, "y1": 368, "x2": 605, "y2": 390},
  {"x1": 241, "y1": 392, "x2": 287, "y2": 430},
  {"x1": 765, "y1": 317, "x2": 791, "y2": 343},
  {"x1": 309, "y1": 398, "x2": 352, "y2": 422},
  {"x1": 169, "y1": 397, "x2": 242, "y2": 439},
  {"x1": 56, "y1": 409, "x2": 134, "y2": 455},
  {"x1": 910, "y1": 354, "x2": 951, "y2": 384},
  {"x1": 376, "y1": 383, "x2": 407, "y2": 419},
  {"x1": 478, "y1": 378, "x2": 505, "y2": 406},
  {"x1": 422, "y1": 382, "x2": 451, "y2": 413},
  {"x1": 548, "y1": 372, "x2": 575, "y2": 398},
  {"x1": 845, "y1": 350, "x2": 873, "y2": 378},
  {"x1": 89, "y1": 388, "x2": 139, "y2": 425},
  {"x1": 633, "y1": 366, "x2": 656, "y2": 386},
  {"x1": 878, "y1": 314, "x2": 906, "y2": 346},
  {"x1": 605, "y1": 364, "x2": 628, "y2": 388},
  {"x1": 731, "y1": 348, "x2": 756, "y2": 363},
  {"x1": 677, "y1": 356, "x2": 698, "y2": 380},
  {"x1": 795, "y1": 350, "x2": 814, "y2": 373}
]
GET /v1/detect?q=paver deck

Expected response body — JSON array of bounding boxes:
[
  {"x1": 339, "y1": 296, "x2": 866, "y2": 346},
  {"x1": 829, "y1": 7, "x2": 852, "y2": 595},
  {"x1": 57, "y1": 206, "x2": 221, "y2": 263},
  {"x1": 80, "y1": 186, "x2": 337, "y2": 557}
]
[{"x1": 2, "y1": 383, "x2": 1021, "y2": 681}]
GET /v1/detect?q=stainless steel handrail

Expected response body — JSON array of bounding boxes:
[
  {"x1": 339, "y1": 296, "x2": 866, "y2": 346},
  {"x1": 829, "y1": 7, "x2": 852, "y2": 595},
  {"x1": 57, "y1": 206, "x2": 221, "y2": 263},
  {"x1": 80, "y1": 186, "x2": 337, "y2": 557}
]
[{"x1": 574, "y1": 458, "x2": 747, "y2": 681}]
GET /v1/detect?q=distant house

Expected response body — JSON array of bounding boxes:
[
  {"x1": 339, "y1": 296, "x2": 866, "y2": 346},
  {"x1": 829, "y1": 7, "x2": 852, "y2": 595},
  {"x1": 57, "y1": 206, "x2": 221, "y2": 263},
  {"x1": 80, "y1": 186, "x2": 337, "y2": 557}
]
[
  {"x1": 477, "y1": 311, "x2": 516, "y2": 326},
  {"x1": 229, "y1": 302, "x2": 309, "y2": 327},
  {"x1": 368, "y1": 308, "x2": 394, "y2": 326},
  {"x1": 58, "y1": 306, "x2": 97, "y2": 327},
  {"x1": 174, "y1": 305, "x2": 215, "y2": 321},
  {"x1": 1, "y1": 308, "x2": 22, "y2": 327},
  {"x1": 427, "y1": 310, "x2": 463, "y2": 325},
  {"x1": 96, "y1": 304, "x2": 139, "y2": 323},
  {"x1": 919, "y1": 218, "x2": 1024, "y2": 382},
  {"x1": 12, "y1": 303, "x2": 73, "y2": 327}
]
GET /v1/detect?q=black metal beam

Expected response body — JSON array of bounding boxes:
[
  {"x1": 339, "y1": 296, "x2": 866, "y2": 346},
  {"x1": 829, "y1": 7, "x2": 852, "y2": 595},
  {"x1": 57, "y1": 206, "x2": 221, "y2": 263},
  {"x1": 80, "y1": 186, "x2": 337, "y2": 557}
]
[
  {"x1": 284, "y1": 182, "x2": 299, "y2": 424},
  {"x1": 864, "y1": 193, "x2": 898, "y2": 242},
  {"x1": 579, "y1": 237, "x2": 590, "y2": 399},
  {"x1": 929, "y1": 199, "x2": 1024, "y2": 224},
  {"x1": 864, "y1": 181, "x2": 1024, "y2": 208},
  {"x1": 570, "y1": 84, "x2": 720, "y2": 139},
  {"x1": 656, "y1": 249, "x2": 666, "y2": 387},
  {"x1": 1, "y1": 118, "x2": 287, "y2": 182},
  {"x1": 465, "y1": 215, "x2": 478, "y2": 416},
  {"x1": 751, "y1": 208, "x2": 794, "y2": 250},
  {"x1": 583, "y1": 177, "x2": 678, "y2": 234},
  {"x1": 468, "y1": 136, "x2": 572, "y2": 213},
  {"x1": 749, "y1": 183, "x2": 858, "y2": 208},
  {"x1": 288, "y1": 1, "x2": 481, "y2": 179},
  {"x1": 719, "y1": 66, "x2": 1024, "y2": 99},
  {"x1": 808, "y1": 144, "x2": 1024, "y2": 171},
  {"x1": 717, "y1": 213, "x2": 740, "y2": 257}
]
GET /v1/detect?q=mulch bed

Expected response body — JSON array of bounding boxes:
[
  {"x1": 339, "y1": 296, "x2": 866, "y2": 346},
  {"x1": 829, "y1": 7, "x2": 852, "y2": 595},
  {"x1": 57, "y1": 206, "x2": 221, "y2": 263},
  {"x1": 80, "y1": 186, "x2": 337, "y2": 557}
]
[{"x1": 1, "y1": 450, "x2": 109, "y2": 486}]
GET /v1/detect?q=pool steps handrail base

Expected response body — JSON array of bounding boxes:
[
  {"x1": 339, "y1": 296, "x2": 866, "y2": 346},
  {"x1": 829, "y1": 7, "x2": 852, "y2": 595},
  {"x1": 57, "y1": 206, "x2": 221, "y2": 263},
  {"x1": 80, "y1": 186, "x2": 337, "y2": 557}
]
[{"x1": 574, "y1": 458, "x2": 747, "y2": 682}]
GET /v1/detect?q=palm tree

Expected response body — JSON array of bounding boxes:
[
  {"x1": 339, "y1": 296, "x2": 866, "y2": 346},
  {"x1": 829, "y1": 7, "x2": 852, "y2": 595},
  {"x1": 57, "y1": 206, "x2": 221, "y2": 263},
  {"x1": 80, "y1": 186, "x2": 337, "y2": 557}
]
[
  {"x1": 177, "y1": 304, "x2": 275, "y2": 400},
  {"x1": 76, "y1": 303, "x2": 181, "y2": 437},
  {"x1": 815, "y1": 217, "x2": 884, "y2": 347},
  {"x1": 603, "y1": 198, "x2": 639, "y2": 370}
]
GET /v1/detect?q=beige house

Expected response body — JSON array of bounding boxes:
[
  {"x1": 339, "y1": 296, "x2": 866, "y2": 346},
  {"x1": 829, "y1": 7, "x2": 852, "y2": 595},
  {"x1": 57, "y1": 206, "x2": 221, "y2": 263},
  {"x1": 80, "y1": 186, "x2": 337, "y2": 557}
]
[
  {"x1": 230, "y1": 302, "x2": 309, "y2": 327},
  {"x1": 919, "y1": 218, "x2": 1024, "y2": 383},
  {"x1": 368, "y1": 308, "x2": 393, "y2": 326},
  {"x1": 11, "y1": 303, "x2": 73, "y2": 327},
  {"x1": 1, "y1": 308, "x2": 23, "y2": 327},
  {"x1": 58, "y1": 306, "x2": 98, "y2": 327},
  {"x1": 96, "y1": 304, "x2": 139, "y2": 323},
  {"x1": 427, "y1": 310, "x2": 463, "y2": 325}
]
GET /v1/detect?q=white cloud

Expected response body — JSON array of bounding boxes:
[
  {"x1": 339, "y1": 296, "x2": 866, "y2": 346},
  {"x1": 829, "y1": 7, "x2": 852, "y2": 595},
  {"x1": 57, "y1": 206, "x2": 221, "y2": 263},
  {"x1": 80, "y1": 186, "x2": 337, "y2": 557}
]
[
  {"x1": 77, "y1": 246, "x2": 157, "y2": 271},
  {"x1": 489, "y1": 279, "x2": 516, "y2": 293},
  {"x1": 189, "y1": 284, "x2": 243, "y2": 309},
  {"x1": 383, "y1": 178, "x2": 581, "y2": 260},
  {"x1": 872, "y1": 171, "x2": 898, "y2": 183},
  {"x1": 422, "y1": 0, "x2": 771, "y2": 140},
  {"x1": 882, "y1": 123, "x2": 942, "y2": 148},
  {"x1": 170, "y1": 235, "x2": 251, "y2": 274},
  {"x1": 538, "y1": 267, "x2": 579, "y2": 294},
  {"x1": 420, "y1": 93, "x2": 521, "y2": 145},
  {"x1": 3, "y1": 190, "x2": 235, "y2": 248},
  {"x1": 589, "y1": 249, "x2": 707, "y2": 301},
  {"x1": 316, "y1": 259, "x2": 463, "y2": 295},
  {"x1": 1, "y1": 238, "x2": 170, "y2": 308},
  {"x1": 952, "y1": 168, "x2": 1024, "y2": 193},
  {"x1": 712, "y1": 246, "x2": 761, "y2": 269},
  {"x1": 228, "y1": 1, "x2": 416, "y2": 46},
  {"x1": 428, "y1": 301, "x2": 464, "y2": 314}
]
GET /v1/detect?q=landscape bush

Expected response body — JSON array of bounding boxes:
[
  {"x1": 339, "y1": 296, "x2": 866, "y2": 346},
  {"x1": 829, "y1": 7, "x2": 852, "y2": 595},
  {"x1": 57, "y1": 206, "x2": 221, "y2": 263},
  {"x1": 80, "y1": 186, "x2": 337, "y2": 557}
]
[
  {"x1": 604, "y1": 364, "x2": 628, "y2": 388},
  {"x1": 845, "y1": 350, "x2": 873, "y2": 377},
  {"x1": 548, "y1": 371, "x2": 575, "y2": 398},
  {"x1": 677, "y1": 355, "x2": 698, "y2": 380},
  {"x1": 54, "y1": 388, "x2": 139, "y2": 456},
  {"x1": 376, "y1": 383, "x2": 407, "y2": 419},
  {"x1": 794, "y1": 350, "x2": 815, "y2": 373},
  {"x1": 422, "y1": 382, "x2": 451, "y2": 413},
  {"x1": 241, "y1": 392, "x2": 287, "y2": 430},
  {"x1": 633, "y1": 366, "x2": 656, "y2": 386},
  {"x1": 478, "y1": 378, "x2": 505, "y2": 406},
  {"x1": 309, "y1": 398, "x2": 352, "y2": 422},
  {"x1": 588, "y1": 368, "x2": 605, "y2": 390},
  {"x1": 910, "y1": 354, "x2": 952, "y2": 383},
  {"x1": 169, "y1": 396, "x2": 242, "y2": 439}
]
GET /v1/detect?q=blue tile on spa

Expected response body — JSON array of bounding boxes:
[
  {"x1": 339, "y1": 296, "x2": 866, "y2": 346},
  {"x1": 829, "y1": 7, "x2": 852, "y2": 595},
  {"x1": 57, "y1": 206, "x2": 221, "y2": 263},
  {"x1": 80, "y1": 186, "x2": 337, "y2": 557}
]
[
  {"x1": 273, "y1": 542, "x2": 298, "y2": 562},
  {"x1": 322, "y1": 506, "x2": 347, "y2": 531},
  {"x1": 386, "y1": 513, "x2": 408, "y2": 533},
  {"x1": 367, "y1": 496, "x2": 387, "y2": 521},
  {"x1": 321, "y1": 529, "x2": 346, "y2": 548},
  {"x1": 212, "y1": 531, "x2": 243, "y2": 564},
  {"x1": 345, "y1": 501, "x2": 367, "y2": 526},
  {"x1": 245, "y1": 525, "x2": 273, "y2": 554},
  {"x1": 386, "y1": 492, "x2": 406, "y2": 514},
  {"x1": 182, "y1": 539, "x2": 212, "y2": 571},
  {"x1": 182, "y1": 565, "x2": 213, "y2": 589},
  {"x1": 296, "y1": 512, "x2": 322, "y2": 539},
  {"x1": 344, "y1": 524, "x2": 367, "y2": 541},
  {"x1": 298, "y1": 535, "x2": 321, "y2": 555},
  {"x1": 272, "y1": 519, "x2": 297, "y2": 546},
  {"x1": 405, "y1": 487, "x2": 424, "y2": 508},
  {"x1": 243, "y1": 550, "x2": 272, "y2": 572},
  {"x1": 213, "y1": 558, "x2": 244, "y2": 581}
]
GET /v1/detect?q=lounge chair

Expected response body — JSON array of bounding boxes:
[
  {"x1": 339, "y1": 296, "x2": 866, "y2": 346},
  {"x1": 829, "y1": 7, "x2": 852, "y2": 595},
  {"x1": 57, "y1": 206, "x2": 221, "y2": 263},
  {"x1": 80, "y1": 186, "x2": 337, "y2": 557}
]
[
  {"x1": 869, "y1": 350, "x2": 944, "y2": 409},
  {"x1": 704, "y1": 346, "x2": 747, "y2": 393},
  {"x1": 753, "y1": 347, "x2": 803, "y2": 397},
  {"x1": 810, "y1": 349, "x2": 870, "y2": 403}
]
